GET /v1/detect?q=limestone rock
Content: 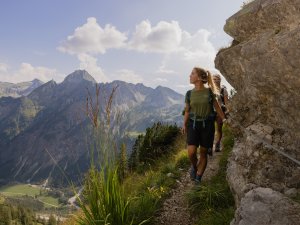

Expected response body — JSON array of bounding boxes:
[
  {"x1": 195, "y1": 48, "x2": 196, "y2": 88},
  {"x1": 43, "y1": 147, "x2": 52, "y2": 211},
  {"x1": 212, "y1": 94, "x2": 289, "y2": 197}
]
[
  {"x1": 216, "y1": 0, "x2": 300, "y2": 153},
  {"x1": 231, "y1": 188, "x2": 300, "y2": 225},
  {"x1": 284, "y1": 188, "x2": 298, "y2": 198},
  {"x1": 216, "y1": 0, "x2": 300, "y2": 224}
]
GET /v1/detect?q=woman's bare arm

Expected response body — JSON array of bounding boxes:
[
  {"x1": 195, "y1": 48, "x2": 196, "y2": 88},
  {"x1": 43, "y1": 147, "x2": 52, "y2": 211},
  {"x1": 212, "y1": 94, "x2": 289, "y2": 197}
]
[{"x1": 213, "y1": 99, "x2": 225, "y2": 121}]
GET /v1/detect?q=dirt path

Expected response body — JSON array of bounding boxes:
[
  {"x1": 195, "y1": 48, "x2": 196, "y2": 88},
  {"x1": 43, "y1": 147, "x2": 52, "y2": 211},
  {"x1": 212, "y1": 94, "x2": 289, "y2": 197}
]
[{"x1": 154, "y1": 151, "x2": 222, "y2": 225}]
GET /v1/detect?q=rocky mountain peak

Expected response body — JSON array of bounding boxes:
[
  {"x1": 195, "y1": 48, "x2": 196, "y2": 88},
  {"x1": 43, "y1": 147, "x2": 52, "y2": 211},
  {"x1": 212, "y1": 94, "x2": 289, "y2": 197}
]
[
  {"x1": 155, "y1": 85, "x2": 172, "y2": 93},
  {"x1": 31, "y1": 79, "x2": 43, "y2": 85},
  {"x1": 63, "y1": 70, "x2": 96, "y2": 84}
]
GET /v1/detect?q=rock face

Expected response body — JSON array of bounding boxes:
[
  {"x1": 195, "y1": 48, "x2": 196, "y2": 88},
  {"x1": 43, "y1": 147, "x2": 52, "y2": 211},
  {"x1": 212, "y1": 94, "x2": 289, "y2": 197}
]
[
  {"x1": 215, "y1": 0, "x2": 300, "y2": 224},
  {"x1": 233, "y1": 188, "x2": 300, "y2": 225}
]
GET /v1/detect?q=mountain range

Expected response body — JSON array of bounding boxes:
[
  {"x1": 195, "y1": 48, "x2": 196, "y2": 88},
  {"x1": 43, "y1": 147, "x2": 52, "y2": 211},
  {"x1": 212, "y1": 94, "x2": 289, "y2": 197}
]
[{"x1": 0, "y1": 70, "x2": 184, "y2": 187}]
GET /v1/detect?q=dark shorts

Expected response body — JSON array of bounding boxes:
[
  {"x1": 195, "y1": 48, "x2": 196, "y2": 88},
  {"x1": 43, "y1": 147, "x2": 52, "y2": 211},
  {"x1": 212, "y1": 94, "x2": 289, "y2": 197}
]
[{"x1": 187, "y1": 118, "x2": 215, "y2": 149}]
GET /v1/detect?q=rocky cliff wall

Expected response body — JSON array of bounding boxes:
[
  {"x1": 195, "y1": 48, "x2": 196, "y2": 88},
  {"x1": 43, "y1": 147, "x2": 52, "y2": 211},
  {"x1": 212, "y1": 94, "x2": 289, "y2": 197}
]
[{"x1": 215, "y1": 0, "x2": 300, "y2": 224}]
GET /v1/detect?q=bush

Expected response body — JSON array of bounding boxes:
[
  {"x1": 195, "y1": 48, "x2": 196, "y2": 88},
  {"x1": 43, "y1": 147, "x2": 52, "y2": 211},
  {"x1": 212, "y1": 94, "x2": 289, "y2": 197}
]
[{"x1": 129, "y1": 123, "x2": 180, "y2": 171}]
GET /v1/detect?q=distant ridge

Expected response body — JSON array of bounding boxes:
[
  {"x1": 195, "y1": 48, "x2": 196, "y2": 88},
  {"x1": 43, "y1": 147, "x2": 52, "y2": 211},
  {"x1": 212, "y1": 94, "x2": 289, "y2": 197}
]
[
  {"x1": 0, "y1": 70, "x2": 184, "y2": 187},
  {"x1": 0, "y1": 79, "x2": 44, "y2": 97}
]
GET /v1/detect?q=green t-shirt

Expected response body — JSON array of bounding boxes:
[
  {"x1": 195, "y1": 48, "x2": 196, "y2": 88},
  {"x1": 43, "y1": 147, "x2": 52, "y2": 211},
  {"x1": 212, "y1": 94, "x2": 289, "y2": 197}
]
[{"x1": 185, "y1": 88, "x2": 213, "y2": 118}]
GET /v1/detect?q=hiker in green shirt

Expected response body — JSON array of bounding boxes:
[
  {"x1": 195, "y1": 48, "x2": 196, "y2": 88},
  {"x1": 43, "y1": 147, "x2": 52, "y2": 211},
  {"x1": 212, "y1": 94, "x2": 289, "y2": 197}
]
[{"x1": 182, "y1": 67, "x2": 226, "y2": 183}]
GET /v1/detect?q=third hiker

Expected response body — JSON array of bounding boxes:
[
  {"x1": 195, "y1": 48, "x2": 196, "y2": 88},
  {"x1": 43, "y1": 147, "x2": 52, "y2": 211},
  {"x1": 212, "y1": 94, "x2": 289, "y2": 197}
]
[{"x1": 213, "y1": 74, "x2": 229, "y2": 152}]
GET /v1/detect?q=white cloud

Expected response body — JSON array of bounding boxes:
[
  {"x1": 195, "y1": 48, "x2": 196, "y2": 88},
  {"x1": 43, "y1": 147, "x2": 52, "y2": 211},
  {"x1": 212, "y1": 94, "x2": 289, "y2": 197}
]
[
  {"x1": 181, "y1": 30, "x2": 214, "y2": 52},
  {"x1": 56, "y1": 18, "x2": 219, "y2": 93},
  {"x1": 129, "y1": 20, "x2": 182, "y2": 53},
  {"x1": 0, "y1": 62, "x2": 63, "y2": 83},
  {"x1": 176, "y1": 84, "x2": 193, "y2": 89},
  {"x1": 112, "y1": 69, "x2": 143, "y2": 84},
  {"x1": 0, "y1": 63, "x2": 9, "y2": 73},
  {"x1": 58, "y1": 17, "x2": 127, "y2": 55},
  {"x1": 78, "y1": 53, "x2": 110, "y2": 82},
  {"x1": 154, "y1": 78, "x2": 168, "y2": 82},
  {"x1": 156, "y1": 64, "x2": 176, "y2": 74},
  {"x1": 154, "y1": 29, "x2": 217, "y2": 93}
]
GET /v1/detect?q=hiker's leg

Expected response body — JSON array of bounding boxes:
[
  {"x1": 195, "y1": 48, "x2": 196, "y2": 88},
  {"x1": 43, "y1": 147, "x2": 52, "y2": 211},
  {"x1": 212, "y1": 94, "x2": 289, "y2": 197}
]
[
  {"x1": 187, "y1": 145, "x2": 198, "y2": 169},
  {"x1": 197, "y1": 146, "x2": 207, "y2": 176},
  {"x1": 216, "y1": 116, "x2": 223, "y2": 144}
]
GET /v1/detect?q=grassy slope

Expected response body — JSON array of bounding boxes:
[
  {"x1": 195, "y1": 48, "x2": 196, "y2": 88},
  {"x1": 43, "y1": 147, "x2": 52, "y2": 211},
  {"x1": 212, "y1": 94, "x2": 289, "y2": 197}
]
[
  {"x1": 63, "y1": 125, "x2": 235, "y2": 225},
  {"x1": 63, "y1": 134, "x2": 190, "y2": 225},
  {"x1": 0, "y1": 184, "x2": 60, "y2": 207},
  {"x1": 0, "y1": 184, "x2": 40, "y2": 197}
]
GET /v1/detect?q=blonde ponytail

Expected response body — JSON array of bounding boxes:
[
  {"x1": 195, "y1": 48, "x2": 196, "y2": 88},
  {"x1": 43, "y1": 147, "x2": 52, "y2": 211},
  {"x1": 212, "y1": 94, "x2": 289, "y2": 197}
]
[{"x1": 207, "y1": 70, "x2": 218, "y2": 95}]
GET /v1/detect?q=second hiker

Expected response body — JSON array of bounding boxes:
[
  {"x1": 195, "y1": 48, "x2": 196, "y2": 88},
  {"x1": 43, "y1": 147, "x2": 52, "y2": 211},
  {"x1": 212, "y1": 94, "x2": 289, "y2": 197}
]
[{"x1": 213, "y1": 74, "x2": 229, "y2": 152}]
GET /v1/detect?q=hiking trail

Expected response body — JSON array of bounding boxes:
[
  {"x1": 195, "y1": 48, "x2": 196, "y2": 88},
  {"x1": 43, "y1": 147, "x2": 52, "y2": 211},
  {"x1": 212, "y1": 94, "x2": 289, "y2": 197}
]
[{"x1": 154, "y1": 151, "x2": 223, "y2": 225}]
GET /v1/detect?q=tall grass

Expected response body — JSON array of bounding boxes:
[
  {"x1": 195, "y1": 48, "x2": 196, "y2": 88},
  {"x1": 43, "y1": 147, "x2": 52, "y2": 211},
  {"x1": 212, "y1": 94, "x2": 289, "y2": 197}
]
[
  {"x1": 76, "y1": 167, "x2": 134, "y2": 225},
  {"x1": 61, "y1": 84, "x2": 192, "y2": 225},
  {"x1": 75, "y1": 84, "x2": 146, "y2": 225}
]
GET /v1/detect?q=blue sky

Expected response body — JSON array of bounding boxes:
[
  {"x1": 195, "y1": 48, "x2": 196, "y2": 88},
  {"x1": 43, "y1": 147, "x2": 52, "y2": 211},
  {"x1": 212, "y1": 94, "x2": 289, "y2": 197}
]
[{"x1": 0, "y1": 0, "x2": 245, "y2": 93}]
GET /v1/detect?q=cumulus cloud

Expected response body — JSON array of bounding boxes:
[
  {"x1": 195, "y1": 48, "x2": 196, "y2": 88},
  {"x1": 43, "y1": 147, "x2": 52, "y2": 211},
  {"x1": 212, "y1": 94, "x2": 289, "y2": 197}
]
[
  {"x1": 176, "y1": 84, "x2": 193, "y2": 89},
  {"x1": 156, "y1": 64, "x2": 176, "y2": 74},
  {"x1": 167, "y1": 29, "x2": 216, "y2": 68},
  {"x1": 0, "y1": 63, "x2": 9, "y2": 73},
  {"x1": 154, "y1": 28, "x2": 217, "y2": 93},
  {"x1": 154, "y1": 77, "x2": 168, "y2": 82},
  {"x1": 58, "y1": 17, "x2": 127, "y2": 55},
  {"x1": 57, "y1": 18, "x2": 222, "y2": 93},
  {"x1": 78, "y1": 53, "x2": 110, "y2": 82},
  {"x1": 0, "y1": 62, "x2": 63, "y2": 83},
  {"x1": 128, "y1": 20, "x2": 182, "y2": 53},
  {"x1": 112, "y1": 69, "x2": 143, "y2": 84}
]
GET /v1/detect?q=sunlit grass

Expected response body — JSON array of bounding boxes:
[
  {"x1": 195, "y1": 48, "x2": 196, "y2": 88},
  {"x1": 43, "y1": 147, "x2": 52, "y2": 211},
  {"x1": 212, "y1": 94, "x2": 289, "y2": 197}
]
[
  {"x1": 76, "y1": 166, "x2": 139, "y2": 225},
  {"x1": 63, "y1": 140, "x2": 189, "y2": 225},
  {"x1": 0, "y1": 184, "x2": 40, "y2": 197},
  {"x1": 126, "y1": 131, "x2": 145, "y2": 138},
  {"x1": 122, "y1": 147, "x2": 189, "y2": 224},
  {"x1": 0, "y1": 184, "x2": 61, "y2": 209},
  {"x1": 0, "y1": 195, "x2": 5, "y2": 204},
  {"x1": 38, "y1": 196, "x2": 60, "y2": 207}
]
